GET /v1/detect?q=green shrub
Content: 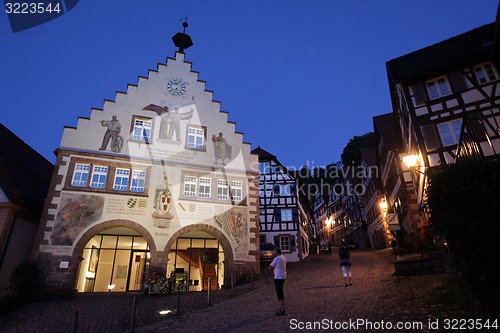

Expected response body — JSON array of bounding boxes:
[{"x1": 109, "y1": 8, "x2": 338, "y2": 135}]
[
  {"x1": 8, "y1": 260, "x2": 41, "y2": 302},
  {"x1": 424, "y1": 157, "x2": 500, "y2": 318}
]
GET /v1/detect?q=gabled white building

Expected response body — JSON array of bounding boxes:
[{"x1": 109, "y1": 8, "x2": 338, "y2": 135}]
[{"x1": 31, "y1": 27, "x2": 260, "y2": 293}]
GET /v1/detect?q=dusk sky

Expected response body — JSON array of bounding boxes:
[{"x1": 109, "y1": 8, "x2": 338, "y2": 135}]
[{"x1": 1, "y1": 0, "x2": 498, "y2": 169}]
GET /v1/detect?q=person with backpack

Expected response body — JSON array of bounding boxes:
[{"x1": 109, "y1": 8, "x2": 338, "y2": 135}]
[
  {"x1": 269, "y1": 247, "x2": 287, "y2": 316},
  {"x1": 339, "y1": 241, "x2": 352, "y2": 287}
]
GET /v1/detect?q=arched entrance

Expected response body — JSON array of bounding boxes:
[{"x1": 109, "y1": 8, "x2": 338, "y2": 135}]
[
  {"x1": 164, "y1": 224, "x2": 233, "y2": 292},
  {"x1": 74, "y1": 225, "x2": 152, "y2": 293}
]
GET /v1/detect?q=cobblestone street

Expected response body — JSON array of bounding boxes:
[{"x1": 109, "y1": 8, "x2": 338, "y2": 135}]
[{"x1": 0, "y1": 249, "x2": 471, "y2": 333}]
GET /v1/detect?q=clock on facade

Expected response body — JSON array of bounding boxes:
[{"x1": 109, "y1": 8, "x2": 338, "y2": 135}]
[{"x1": 167, "y1": 78, "x2": 187, "y2": 96}]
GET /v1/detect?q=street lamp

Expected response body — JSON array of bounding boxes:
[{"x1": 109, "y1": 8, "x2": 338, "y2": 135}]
[
  {"x1": 402, "y1": 154, "x2": 419, "y2": 168},
  {"x1": 402, "y1": 154, "x2": 426, "y2": 175}
]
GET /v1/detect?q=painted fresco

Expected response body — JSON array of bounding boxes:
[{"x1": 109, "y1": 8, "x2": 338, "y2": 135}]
[
  {"x1": 214, "y1": 206, "x2": 248, "y2": 253},
  {"x1": 49, "y1": 52, "x2": 258, "y2": 260},
  {"x1": 51, "y1": 193, "x2": 104, "y2": 246}
]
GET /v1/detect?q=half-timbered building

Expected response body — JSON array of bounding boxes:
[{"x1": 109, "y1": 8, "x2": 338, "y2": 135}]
[
  {"x1": 252, "y1": 147, "x2": 313, "y2": 262},
  {"x1": 386, "y1": 17, "x2": 500, "y2": 230}
]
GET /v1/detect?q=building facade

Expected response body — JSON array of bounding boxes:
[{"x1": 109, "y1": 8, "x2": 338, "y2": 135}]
[
  {"x1": 252, "y1": 147, "x2": 313, "y2": 262},
  {"x1": 31, "y1": 33, "x2": 260, "y2": 293},
  {"x1": 386, "y1": 18, "x2": 500, "y2": 232},
  {"x1": 359, "y1": 147, "x2": 390, "y2": 249}
]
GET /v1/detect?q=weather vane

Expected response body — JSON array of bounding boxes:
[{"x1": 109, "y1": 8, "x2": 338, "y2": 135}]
[
  {"x1": 178, "y1": 15, "x2": 192, "y2": 33},
  {"x1": 172, "y1": 14, "x2": 194, "y2": 53}
]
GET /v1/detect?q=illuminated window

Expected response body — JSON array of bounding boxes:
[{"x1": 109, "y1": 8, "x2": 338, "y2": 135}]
[
  {"x1": 130, "y1": 170, "x2": 146, "y2": 192},
  {"x1": 90, "y1": 165, "x2": 108, "y2": 189},
  {"x1": 231, "y1": 181, "x2": 242, "y2": 201},
  {"x1": 72, "y1": 163, "x2": 91, "y2": 187},
  {"x1": 131, "y1": 117, "x2": 153, "y2": 142},
  {"x1": 199, "y1": 177, "x2": 211, "y2": 198},
  {"x1": 184, "y1": 176, "x2": 197, "y2": 197},
  {"x1": 187, "y1": 127, "x2": 205, "y2": 149},
  {"x1": 217, "y1": 180, "x2": 229, "y2": 200},
  {"x1": 113, "y1": 168, "x2": 130, "y2": 191}
]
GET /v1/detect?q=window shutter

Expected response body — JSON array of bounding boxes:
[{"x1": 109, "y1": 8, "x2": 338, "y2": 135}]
[
  {"x1": 292, "y1": 208, "x2": 299, "y2": 222},
  {"x1": 291, "y1": 183, "x2": 297, "y2": 195},
  {"x1": 274, "y1": 208, "x2": 281, "y2": 222},
  {"x1": 273, "y1": 184, "x2": 280, "y2": 196},
  {"x1": 468, "y1": 117, "x2": 487, "y2": 140},
  {"x1": 449, "y1": 70, "x2": 467, "y2": 92},
  {"x1": 420, "y1": 124, "x2": 441, "y2": 151},
  {"x1": 290, "y1": 235, "x2": 296, "y2": 252},
  {"x1": 273, "y1": 235, "x2": 280, "y2": 248},
  {"x1": 411, "y1": 82, "x2": 427, "y2": 105}
]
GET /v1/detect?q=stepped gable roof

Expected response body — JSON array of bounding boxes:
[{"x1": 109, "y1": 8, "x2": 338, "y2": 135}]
[
  {"x1": 373, "y1": 113, "x2": 402, "y2": 151},
  {"x1": 0, "y1": 123, "x2": 53, "y2": 215},
  {"x1": 386, "y1": 22, "x2": 496, "y2": 84}
]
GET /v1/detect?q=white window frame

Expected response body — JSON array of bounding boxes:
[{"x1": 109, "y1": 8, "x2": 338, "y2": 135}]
[
  {"x1": 131, "y1": 117, "x2": 153, "y2": 142},
  {"x1": 186, "y1": 126, "x2": 205, "y2": 149},
  {"x1": 130, "y1": 170, "x2": 147, "y2": 192},
  {"x1": 426, "y1": 76, "x2": 451, "y2": 100},
  {"x1": 183, "y1": 176, "x2": 197, "y2": 197},
  {"x1": 71, "y1": 163, "x2": 91, "y2": 187},
  {"x1": 280, "y1": 235, "x2": 290, "y2": 251},
  {"x1": 90, "y1": 165, "x2": 108, "y2": 189},
  {"x1": 475, "y1": 63, "x2": 498, "y2": 84},
  {"x1": 231, "y1": 181, "x2": 243, "y2": 202},
  {"x1": 217, "y1": 179, "x2": 229, "y2": 200},
  {"x1": 437, "y1": 119, "x2": 462, "y2": 147},
  {"x1": 199, "y1": 177, "x2": 211, "y2": 198},
  {"x1": 113, "y1": 168, "x2": 130, "y2": 191},
  {"x1": 281, "y1": 209, "x2": 293, "y2": 221}
]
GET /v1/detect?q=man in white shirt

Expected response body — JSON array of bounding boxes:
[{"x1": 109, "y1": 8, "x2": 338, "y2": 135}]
[{"x1": 269, "y1": 247, "x2": 287, "y2": 316}]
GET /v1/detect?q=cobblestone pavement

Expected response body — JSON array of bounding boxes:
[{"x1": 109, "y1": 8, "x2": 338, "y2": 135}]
[{"x1": 0, "y1": 249, "x2": 471, "y2": 333}]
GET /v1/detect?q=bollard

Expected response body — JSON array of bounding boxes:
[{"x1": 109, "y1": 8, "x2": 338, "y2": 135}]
[
  {"x1": 231, "y1": 273, "x2": 234, "y2": 295},
  {"x1": 251, "y1": 267, "x2": 254, "y2": 289},
  {"x1": 176, "y1": 284, "x2": 181, "y2": 315},
  {"x1": 207, "y1": 278, "x2": 211, "y2": 305},
  {"x1": 72, "y1": 310, "x2": 78, "y2": 333},
  {"x1": 130, "y1": 293, "x2": 138, "y2": 332}
]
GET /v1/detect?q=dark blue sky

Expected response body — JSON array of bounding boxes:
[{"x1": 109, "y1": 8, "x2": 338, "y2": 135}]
[{"x1": 1, "y1": 0, "x2": 498, "y2": 169}]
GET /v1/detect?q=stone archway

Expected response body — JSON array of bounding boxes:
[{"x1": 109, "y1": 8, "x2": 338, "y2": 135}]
[
  {"x1": 163, "y1": 223, "x2": 233, "y2": 260},
  {"x1": 73, "y1": 219, "x2": 156, "y2": 255},
  {"x1": 164, "y1": 223, "x2": 236, "y2": 290},
  {"x1": 71, "y1": 219, "x2": 156, "y2": 292}
]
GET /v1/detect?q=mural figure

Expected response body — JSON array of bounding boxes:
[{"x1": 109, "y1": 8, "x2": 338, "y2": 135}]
[
  {"x1": 142, "y1": 104, "x2": 170, "y2": 139},
  {"x1": 214, "y1": 207, "x2": 247, "y2": 249},
  {"x1": 212, "y1": 132, "x2": 232, "y2": 165},
  {"x1": 152, "y1": 175, "x2": 174, "y2": 228},
  {"x1": 51, "y1": 194, "x2": 104, "y2": 246},
  {"x1": 98, "y1": 115, "x2": 123, "y2": 152},
  {"x1": 167, "y1": 107, "x2": 194, "y2": 141}
]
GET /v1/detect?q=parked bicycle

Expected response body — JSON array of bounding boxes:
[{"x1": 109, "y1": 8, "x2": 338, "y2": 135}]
[{"x1": 144, "y1": 272, "x2": 174, "y2": 296}]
